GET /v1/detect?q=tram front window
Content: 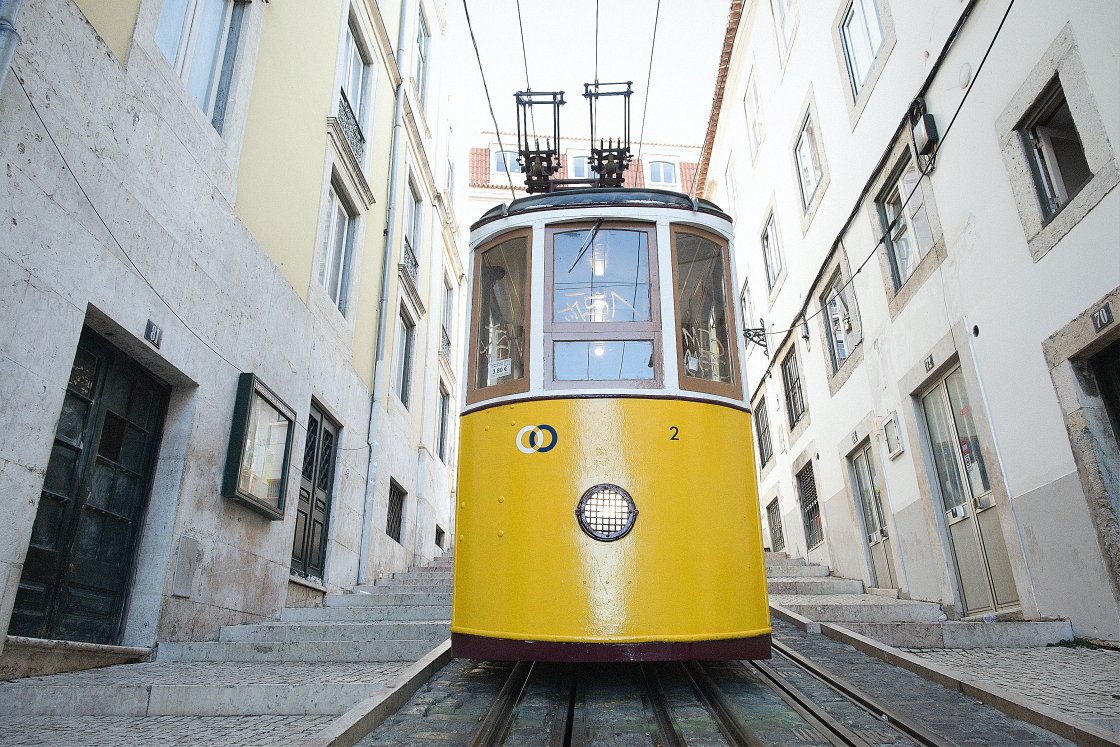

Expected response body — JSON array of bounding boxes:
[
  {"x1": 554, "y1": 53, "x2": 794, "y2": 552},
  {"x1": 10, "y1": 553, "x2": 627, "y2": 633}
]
[
  {"x1": 552, "y1": 227, "x2": 652, "y2": 324},
  {"x1": 554, "y1": 340, "x2": 655, "y2": 381},
  {"x1": 673, "y1": 229, "x2": 740, "y2": 397},
  {"x1": 473, "y1": 234, "x2": 529, "y2": 396}
]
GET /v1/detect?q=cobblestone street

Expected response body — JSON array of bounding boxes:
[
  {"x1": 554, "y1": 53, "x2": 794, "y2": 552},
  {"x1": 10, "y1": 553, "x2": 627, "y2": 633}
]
[{"x1": 0, "y1": 715, "x2": 335, "y2": 747}]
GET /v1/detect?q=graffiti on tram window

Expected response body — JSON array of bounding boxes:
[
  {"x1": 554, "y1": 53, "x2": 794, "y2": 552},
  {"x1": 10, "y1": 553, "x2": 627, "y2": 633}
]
[
  {"x1": 681, "y1": 324, "x2": 733, "y2": 382},
  {"x1": 555, "y1": 290, "x2": 643, "y2": 324}
]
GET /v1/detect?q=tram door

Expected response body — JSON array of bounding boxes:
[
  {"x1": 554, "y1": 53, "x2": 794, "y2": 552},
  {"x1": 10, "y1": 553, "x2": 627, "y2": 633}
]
[
  {"x1": 920, "y1": 367, "x2": 1018, "y2": 616},
  {"x1": 850, "y1": 443, "x2": 896, "y2": 589},
  {"x1": 12, "y1": 329, "x2": 167, "y2": 644}
]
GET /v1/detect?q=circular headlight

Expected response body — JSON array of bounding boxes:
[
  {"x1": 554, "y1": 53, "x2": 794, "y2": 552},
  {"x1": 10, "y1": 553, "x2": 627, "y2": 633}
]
[{"x1": 576, "y1": 484, "x2": 637, "y2": 541}]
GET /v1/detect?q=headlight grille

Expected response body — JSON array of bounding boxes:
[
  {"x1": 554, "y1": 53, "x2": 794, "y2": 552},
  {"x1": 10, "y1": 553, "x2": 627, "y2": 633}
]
[{"x1": 576, "y1": 484, "x2": 637, "y2": 541}]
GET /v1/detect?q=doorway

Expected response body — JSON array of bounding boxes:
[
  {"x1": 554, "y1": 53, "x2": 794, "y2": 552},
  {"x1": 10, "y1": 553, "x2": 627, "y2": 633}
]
[
  {"x1": 850, "y1": 443, "x2": 897, "y2": 589},
  {"x1": 920, "y1": 366, "x2": 1018, "y2": 616},
  {"x1": 11, "y1": 329, "x2": 168, "y2": 644},
  {"x1": 291, "y1": 403, "x2": 338, "y2": 580}
]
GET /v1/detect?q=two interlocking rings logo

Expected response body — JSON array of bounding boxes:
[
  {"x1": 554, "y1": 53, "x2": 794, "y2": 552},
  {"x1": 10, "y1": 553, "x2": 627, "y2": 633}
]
[{"x1": 516, "y1": 424, "x2": 558, "y2": 454}]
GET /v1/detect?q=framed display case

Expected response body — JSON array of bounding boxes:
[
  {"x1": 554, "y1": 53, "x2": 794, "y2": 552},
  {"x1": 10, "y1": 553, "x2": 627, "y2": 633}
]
[{"x1": 221, "y1": 373, "x2": 296, "y2": 519}]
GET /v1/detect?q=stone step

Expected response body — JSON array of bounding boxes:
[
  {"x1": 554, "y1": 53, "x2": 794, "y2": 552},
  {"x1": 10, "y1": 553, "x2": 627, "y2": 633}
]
[
  {"x1": 767, "y1": 578, "x2": 865, "y2": 595},
  {"x1": 765, "y1": 564, "x2": 829, "y2": 578},
  {"x1": 361, "y1": 579, "x2": 453, "y2": 590},
  {"x1": 155, "y1": 639, "x2": 435, "y2": 663},
  {"x1": 280, "y1": 605, "x2": 452, "y2": 623},
  {"x1": 772, "y1": 594, "x2": 945, "y2": 624},
  {"x1": 841, "y1": 620, "x2": 1074, "y2": 649},
  {"x1": 867, "y1": 587, "x2": 901, "y2": 598},
  {"x1": 0, "y1": 661, "x2": 404, "y2": 716},
  {"x1": 325, "y1": 592, "x2": 452, "y2": 607},
  {"x1": 763, "y1": 555, "x2": 807, "y2": 566},
  {"x1": 219, "y1": 621, "x2": 449, "y2": 643}
]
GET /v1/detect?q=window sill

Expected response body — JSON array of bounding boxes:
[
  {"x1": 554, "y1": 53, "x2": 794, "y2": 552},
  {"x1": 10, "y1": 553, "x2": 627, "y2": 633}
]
[
  {"x1": 289, "y1": 574, "x2": 327, "y2": 593},
  {"x1": 825, "y1": 340, "x2": 864, "y2": 397}
]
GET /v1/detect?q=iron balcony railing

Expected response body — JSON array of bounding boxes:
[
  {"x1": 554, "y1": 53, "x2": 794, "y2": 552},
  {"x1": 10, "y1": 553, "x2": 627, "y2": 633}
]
[
  {"x1": 401, "y1": 239, "x2": 419, "y2": 285},
  {"x1": 439, "y1": 327, "x2": 452, "y2": 361},
  {"x1": 337, "y1": 91, "x2": 366, "y2": 162}
]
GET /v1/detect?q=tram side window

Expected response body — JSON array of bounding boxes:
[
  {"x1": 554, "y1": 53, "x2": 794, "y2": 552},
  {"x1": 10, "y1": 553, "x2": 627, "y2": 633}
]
[
  {"x1": 470, "y1": 233, "x2": 530, "y2": 403},
  {"x1": 546, "y1": 223, "x2": 661, "y2": 387},
  {"x1": 672, "y1": 228, "x2": 741, "y2": 398}
]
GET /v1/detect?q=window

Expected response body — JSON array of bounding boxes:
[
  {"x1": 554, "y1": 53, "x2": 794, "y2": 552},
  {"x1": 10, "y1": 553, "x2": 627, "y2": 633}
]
[
  {"x1": 469, "y1": 231, "x2": 531, "y2": 403},
  {"x1": 883, "y1": 412, "x2": 904, "y2": 458},
  {"x1": 673, "y1": 228, "x2": 739, "y2": 397},
  {"x1": 386, "y1": 480, "x2": 406, "y2": 543},
  {"x1": 766, "y1": 499, "x2": 785, "y2": 552},
  {"x1": 394, "y1": 308, "x2": 416, "y2": 407},
  {"x1": 435, "y1": 525, "x2": 445, "y2": 549},
  {"x1": 755, "y1": 396, "x2": 773, "y2": 467},
  {"x1": 571, "y1": 156, "x2": 592, "y2": 179},
  {"x1": 877, "y1": 160, "x2": 934, "y2": 289},
  {"x1": 744, "y1": 75, "x2": 765, "y2": 157},
  {"x1": 441, "y1": 279, "x2": 454, "y2": 359},
  {"x1": 781, "y1": 349, "x2": 805, "y2": 429},
  {"x1": 445, "y1": 160, "x2": 455, "y2": 204},
  {"x1": 436, "y1": 384, "x2": 450, "y2": 462},
  {"x1": 821, "y1": 272, "x2": 857, "y2": 372},
  {"x1": 796, "y1": 462, "x2": 823, "y2": 549},
  {"x1": 547, "y1": 224, "x2": 660, "y2": 386},
  {"x1": 414, "y1": 10, "x2": 430, "y2": 107},
  {"x1": 1019, "y1": 82, "x2": 1092, "y2": 222},
  {"x1": 762, "y1": 214, "x2": 783, "y2": 290},
  {"x1": 840, "y1": 0, "x2": 883, "y2": 98},
  {"x1": 155, "y1": 0, "x2": 246, "y2": 130},
  {"x1": 794, "y1": 113, "x2": 823, "y2": 208},
  {"x1": 319, "y1": 184, "x2": 356, "y2": 313},
  {"x1": 739, "y1": 278, "x2": 755, "y2": 331},
  {"x1": 342, "y1": 22, "x2": 372, "y2": 130},
  {"x1": 648, "y1": 161, "x2": 678, "y2": 186},
  {"x1": 723, "y1": 163, "x2": 739, "y2": 218},
  {"x1": 772, "y1": 0, "x2": 796, "y2": 58},
  {"x1": 494, "y1": 150, "x2": 522, "y2": 174},
  {"x1": 402, "y1": 181, "x2": 422, "y2": 283}
]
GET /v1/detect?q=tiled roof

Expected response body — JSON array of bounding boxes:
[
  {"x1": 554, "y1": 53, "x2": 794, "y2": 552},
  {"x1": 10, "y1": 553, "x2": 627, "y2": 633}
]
[
  {"x1": 624, "y1": 158, "x2": 645, "y2": 188},
  {"x1": 696, "y1": 0, "x2": 744, "y2": 198},
  {"x1": 681, "y1": 162, "x2": 698, "y2": 195},
  {"x1": 469, "y1": 147, "x2": 489, "y2": 187}
]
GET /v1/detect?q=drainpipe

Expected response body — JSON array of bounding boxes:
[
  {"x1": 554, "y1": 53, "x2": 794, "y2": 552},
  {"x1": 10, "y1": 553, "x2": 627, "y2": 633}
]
[
  {"x1": 0, "y1": 0, "x2": 23, "y2": 90},
  {"x1": 358, "y1": 0, "x2": 413, "y2": 585}
]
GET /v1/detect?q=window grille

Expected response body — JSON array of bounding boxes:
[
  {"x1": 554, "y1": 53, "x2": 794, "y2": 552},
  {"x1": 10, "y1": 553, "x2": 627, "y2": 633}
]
[
  {"x1": 797, "y1": 463, "x2": 823, "y2": 549},
  {"x1": 386, "y1": 481, "x2": 406, "y2": 543},
  {"x1": 766, "y1": 499, "x2": 785, "y2": 552},
  {"x1": 781, "y1": 351, "x2": 806, "y2": 428},
  {"x1": 755, "y1": 397, "x2": 773, "y2": 467}
]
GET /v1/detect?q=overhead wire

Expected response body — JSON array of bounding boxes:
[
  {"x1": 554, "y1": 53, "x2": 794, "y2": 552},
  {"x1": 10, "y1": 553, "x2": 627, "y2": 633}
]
[
  {"x1": 514, "y1": 0, "x2": 537, "y2": 141},
  {"x1": 636, "y1": 0, "x2": 662, "y2": 164},
  {"x1": 12, "y1": 68, "x2": 371, "y2": 450},
  {"x1": 753, "y1": 0, "x2": 1016, "y2": 341},
  {"x1": 462, "y1": 0, "x2": 518, "y2": 200}
]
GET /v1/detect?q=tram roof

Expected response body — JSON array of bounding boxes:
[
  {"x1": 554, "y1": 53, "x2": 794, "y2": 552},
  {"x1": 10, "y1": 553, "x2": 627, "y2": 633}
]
[{"x1": 471, "y1": 188, "x2": 731, "y2": 231}]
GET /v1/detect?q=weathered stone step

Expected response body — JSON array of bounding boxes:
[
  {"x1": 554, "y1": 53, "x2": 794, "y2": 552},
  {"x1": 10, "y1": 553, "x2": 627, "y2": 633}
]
[
  {"x1": 219, "y1": 621, "x2": 448, "y2": 643},
  {"x1": 764, "y1": 564, "x2": 829, "y2": 578},
  {"x1": 325, "y1": 592, "x2": 452, "y2": 606},
  {"x1": 767, "y1": 578, "x2": 865, "y2": 595},
  {"x1": 772, "y1": 594, "x2": 945, "y2": 624},
  {"x1": 763, "y1": 555, "x2": 807, "y2": 566},
  {"x1": 280, "y1": 605, "x2": 452, "y2": 623},
  {"x1": 360, "y1": 579, "x2": 453, "y2": 590},
  {"x1": 155, "y1": 639, "x2": 435, "y2": 663},
  {"x1": 840, "y1": 620, "x2": 1074, "y2": 649}
]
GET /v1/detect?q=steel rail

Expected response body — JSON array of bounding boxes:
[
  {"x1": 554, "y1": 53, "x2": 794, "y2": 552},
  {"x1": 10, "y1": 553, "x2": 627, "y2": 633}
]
[
  {"x1": 748, "y1": 660, "x2": 870, "y2": 747},
  {"x1": 638, "y1": 663, "x2": 688, "y2": 747},
  {"x1": 469, "y1": 661, "x2": 535, "y2": 747},
  {"x1": 681, "y1": 661, "x2": 767, "y2": 747},
  {"x1": 771, "y1": 640, "x2": 952, "y2": 747}
]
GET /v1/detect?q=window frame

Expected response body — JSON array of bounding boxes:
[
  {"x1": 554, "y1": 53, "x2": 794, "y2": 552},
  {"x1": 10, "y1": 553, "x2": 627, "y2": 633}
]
[
  {"x1": 571, "y1": 155, "x2": 592, "y2": 179},
  {"x1": 766, "y1": 498, "x2": 785, "y2": 552},
  {"x1": 876, "y1": 158, "x2": 935, "y2": 291},
  {"x1": 341, "y1": 19, "x2": 374, "y2": 137},
  {"x1": 839, "y1": 0, "x2": 884, "y2": 99},
  {"x1": 821, "y1": 271, "x2": 856, "y2": 372},
  {"x1": 743, "y1": 73, "x2": 765, "y2": 159},
  {"x1": 669, "y1": 224, "x2": 742, "y2": 399},
  {"x1": 319, "y1": 182, "x2": 357, "y2": 315},
  {"x1": 1019, "y1": 81, "x2": 1092, "y2": 222},
  {"x1": 647, "y1": 160, "x2": 679, "y2": 187},
  {"x1": 543, "y1": 221, "x2": 663, "y2": 390},
  {"x1": 781, "y1": 348, "x2": 806, "y2": 429},
  {"x1": 414, "y1": 8, "x2": 431, "y2": 108},
  {"x1": 761, "y1": 212, "x2": 783, "y2": 290},
  {"x1": 394, "y1": 305, "x2": 416, "y2": 408},
  {"x1": 771, "y1": 0, "x2": 797, "y2": 61},
  {"x1": 386, "y1": 480, "x2": 406, "y2": 544},
  {"x1": 796, "y1": 462, "x2": 824, "y2": 549},
  {"x1": 466, "y1": 229, "x2": 533, "y2": 405},
  {"x1": 436, "y1": 383, "x2": 450, "y2": 462},
  {"x1": 493, "y1": 150, "x2": 522, "y2": 176},
  {"x1": 794, "y1": 111, "x2": 823, "y2": 208},
  {"x1": 755, "y1": 395, "x2": 774, "y2": 467}
]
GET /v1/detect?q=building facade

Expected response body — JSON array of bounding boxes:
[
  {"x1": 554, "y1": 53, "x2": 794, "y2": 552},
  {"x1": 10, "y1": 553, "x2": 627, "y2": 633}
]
[
  {"x1": 0, "y1": 0, "x2": 464, "y2": 659},
  {"x1": 702, "y1": 0, "x2": 1119, "y2": 639}
]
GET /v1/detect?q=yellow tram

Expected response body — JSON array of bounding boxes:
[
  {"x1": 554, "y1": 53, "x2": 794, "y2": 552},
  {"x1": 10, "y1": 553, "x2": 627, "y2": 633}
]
[{"x1": 451, "y1": 188, "x2": 770, "y2": 661}]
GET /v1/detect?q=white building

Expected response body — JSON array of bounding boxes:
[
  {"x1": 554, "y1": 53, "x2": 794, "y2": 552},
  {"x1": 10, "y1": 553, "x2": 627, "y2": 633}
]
[{"x1": 702, "y1": 0, "x2": 1119, "y2": 639}]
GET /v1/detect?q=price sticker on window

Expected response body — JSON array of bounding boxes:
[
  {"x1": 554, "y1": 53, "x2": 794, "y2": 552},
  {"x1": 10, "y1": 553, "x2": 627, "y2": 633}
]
[{"x1": 489, "y1": 358, "x2": 512, "y2": 378}]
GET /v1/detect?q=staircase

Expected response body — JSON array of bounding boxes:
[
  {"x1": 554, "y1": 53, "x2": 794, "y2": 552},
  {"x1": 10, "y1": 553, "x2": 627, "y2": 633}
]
[
  {"x1": 0, "y1": 555, "x2": 453, "y2": 717},
  {"x1": 765, "y1": 552, "x2": 1072, "y2": 648}
]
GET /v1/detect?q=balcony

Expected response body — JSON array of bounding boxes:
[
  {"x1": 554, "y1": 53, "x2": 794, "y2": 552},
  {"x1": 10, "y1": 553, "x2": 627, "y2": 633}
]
[
  {"x1": 337, "y1": 92, "x2": 366, "y2": 163},
  {"x1": 439, "y1": 327, "x2": 452, "y2": 362},
  {"x1": 401, "y1": 239, "x2": 419, "y2": 286}
]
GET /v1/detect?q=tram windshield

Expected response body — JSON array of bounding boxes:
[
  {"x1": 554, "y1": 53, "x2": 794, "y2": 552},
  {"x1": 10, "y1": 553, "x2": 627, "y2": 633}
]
[
  {"x1": 552, "y1": 228, "x2": 652, "y2": 324},
  {"x1": 472, "y1": 233, "x2": 529, "y2": 400}
]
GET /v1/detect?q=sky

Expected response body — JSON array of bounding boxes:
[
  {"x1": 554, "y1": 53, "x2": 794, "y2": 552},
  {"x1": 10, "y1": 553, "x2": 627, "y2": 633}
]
[{"x1": 445, "y1": 0, "x2": 732, "y2": 148}]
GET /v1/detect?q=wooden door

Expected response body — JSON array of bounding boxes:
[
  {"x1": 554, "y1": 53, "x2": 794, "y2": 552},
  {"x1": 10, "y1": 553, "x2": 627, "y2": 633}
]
[
  {"x1": 11, "y1": 330, "x2": 167, "y2": 643},
  {"x1": 291, "y1": 404, "x2": 337, "y2": 580}
]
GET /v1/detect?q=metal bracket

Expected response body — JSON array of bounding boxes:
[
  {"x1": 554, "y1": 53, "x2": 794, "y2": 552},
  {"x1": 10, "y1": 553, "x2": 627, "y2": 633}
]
[{"x1": 743, "y1": 321, "x2": 768, "y2": 357}]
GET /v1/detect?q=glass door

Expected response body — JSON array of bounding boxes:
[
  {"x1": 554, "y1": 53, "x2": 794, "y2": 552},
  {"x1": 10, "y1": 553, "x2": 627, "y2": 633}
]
[
  {"x1": 921, "y1": 367, "x2": 1018, "y2": 615},
  {"x1": 851, "y1": 444, "x2": 896, "y2": 589}
]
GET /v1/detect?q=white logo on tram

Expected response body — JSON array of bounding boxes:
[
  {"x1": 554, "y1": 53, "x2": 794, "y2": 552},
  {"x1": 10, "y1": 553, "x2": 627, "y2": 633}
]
[{"x1": 516, "y1": 424, "x2": 558, "y2": 454}]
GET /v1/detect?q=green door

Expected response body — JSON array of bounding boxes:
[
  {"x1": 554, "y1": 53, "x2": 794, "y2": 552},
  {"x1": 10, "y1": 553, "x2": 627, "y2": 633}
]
[{"x1": 11, "y1": 329, "x2": 168, "y2": 643}]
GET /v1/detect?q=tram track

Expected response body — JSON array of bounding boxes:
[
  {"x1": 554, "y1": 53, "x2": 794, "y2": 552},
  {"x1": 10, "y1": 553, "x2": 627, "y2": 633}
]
[{"x1": 467, "y1": 645, "x2": 952, "y2": 747}]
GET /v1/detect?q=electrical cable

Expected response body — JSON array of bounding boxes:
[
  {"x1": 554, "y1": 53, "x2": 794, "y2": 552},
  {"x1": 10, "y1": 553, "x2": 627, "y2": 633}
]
[
  {"x1": 514, "y1": 0, "x2": 537, "y2": 140},
  {"x1": 752, "y1": 0, "x2": 1015, "y2": 340},
  {"x1": 13, "y1": 68, "x2": 371, "y2": 450},
  {"x1": 636, "y1": 0, "x2": 662, "y2": 164},
  {"x1": 462, "y1": 0, "x2": 518, "y2": 200}
]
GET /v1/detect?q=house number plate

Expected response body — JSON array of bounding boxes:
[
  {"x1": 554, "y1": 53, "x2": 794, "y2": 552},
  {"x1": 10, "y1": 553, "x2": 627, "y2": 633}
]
[{"x1": 1091, "y1": 302, "x2": 1114, "y2": 333}]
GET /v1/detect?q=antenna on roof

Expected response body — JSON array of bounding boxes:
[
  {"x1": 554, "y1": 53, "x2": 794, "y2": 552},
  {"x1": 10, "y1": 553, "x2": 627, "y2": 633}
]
[{"x1": 514, "y1": 90, "x2": 565, "y2": 193}]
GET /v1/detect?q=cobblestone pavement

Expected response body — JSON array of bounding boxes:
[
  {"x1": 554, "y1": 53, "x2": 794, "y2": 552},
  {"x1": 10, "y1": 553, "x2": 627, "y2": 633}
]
[
  {"x1": 905, "y1": 645, "x2": 1120, "y2": 735},
  {"x1": 5, "y1": 660, "x2": 404, "y2": 686},
  {"x1": 0, "y1": 715, "x2": 335, "y2": 746},
  {"x1": 770, "y1": 619, "x2": 1075, "y2": 746}
]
